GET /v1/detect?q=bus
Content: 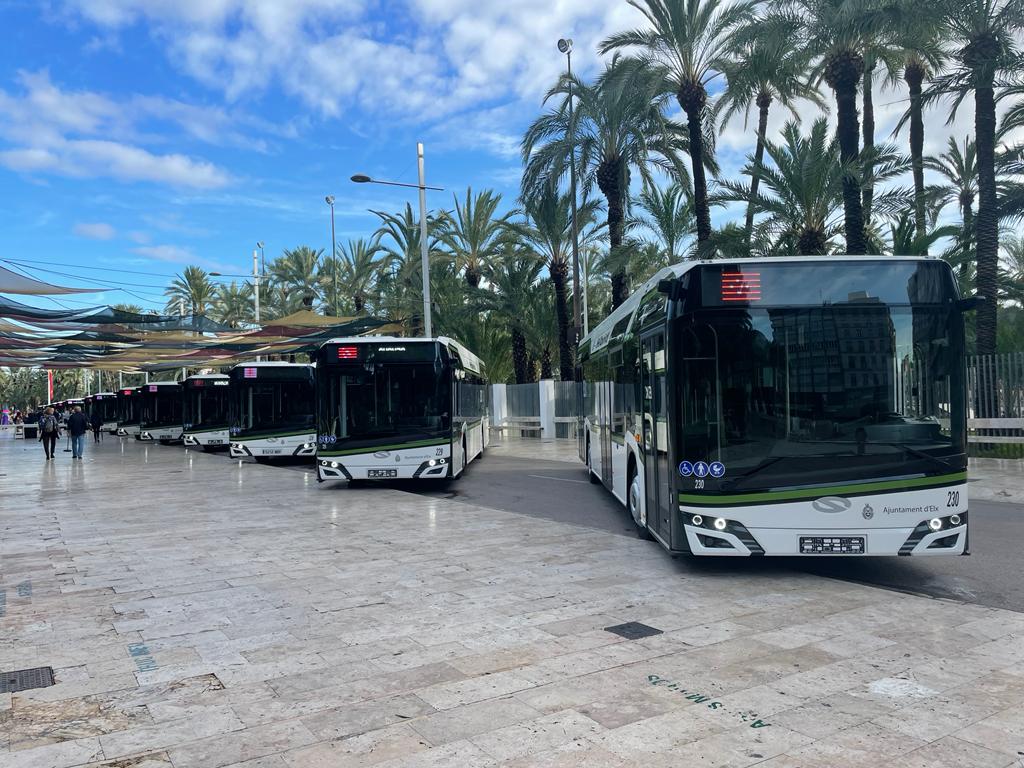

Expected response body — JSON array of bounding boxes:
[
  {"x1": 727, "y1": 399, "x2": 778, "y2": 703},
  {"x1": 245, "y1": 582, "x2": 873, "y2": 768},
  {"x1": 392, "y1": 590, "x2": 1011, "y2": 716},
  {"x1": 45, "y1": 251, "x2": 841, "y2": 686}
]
[
  {"x1": 579, "y1": 256, "x2": 970, "y2": 557},
  {"x1": 137, "y1": 381, "x2": 183, "y2": 443},
  {"x1": 227, "y1": 362, "x2": 317, "y2": 461},
  {"x1": 313, "y1": 337, "x2": 488, "y2": 482},
  {"x1": 115, "y1": 388, "x2": 140, "y2": 437},
  {"x1": 84, "y1": 392, "x2": 118, "y2": 433},
  {"x1": 182, "y1": 374, "x2": 232, "y2": 450}
]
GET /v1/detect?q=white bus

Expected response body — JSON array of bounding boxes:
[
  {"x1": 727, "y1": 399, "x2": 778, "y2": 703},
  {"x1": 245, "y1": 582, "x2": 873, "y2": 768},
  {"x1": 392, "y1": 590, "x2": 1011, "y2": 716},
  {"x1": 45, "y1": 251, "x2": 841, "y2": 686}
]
[
  {"x1": 228, "y1": 362, "x2": 317, "y2": 461},
  {"x1": 182, "y1": 374, "x2": 231, "y2": 450},
  {"x1": 85, "y1": 392, "x2": 118, "y2": 433},
  {"x1": 115, "y1": 387, "x2": 141, "y2": 437},
  {"x1": 313, "y1": 337, "x2": 488, "y2": 482},
  {"x1": 137, "y1": 381, "x2": 184, "y2": 443},
  {"x1": 579, "y1": 257, "x2": 971, "y2": 557}
]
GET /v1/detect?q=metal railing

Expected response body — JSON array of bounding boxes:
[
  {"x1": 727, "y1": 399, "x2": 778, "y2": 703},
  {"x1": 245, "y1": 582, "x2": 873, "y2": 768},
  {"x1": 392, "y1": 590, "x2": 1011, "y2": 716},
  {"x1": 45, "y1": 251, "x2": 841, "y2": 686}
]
[{"x1": 967, "y1": 353, "x2": 1024, "y2": 450}]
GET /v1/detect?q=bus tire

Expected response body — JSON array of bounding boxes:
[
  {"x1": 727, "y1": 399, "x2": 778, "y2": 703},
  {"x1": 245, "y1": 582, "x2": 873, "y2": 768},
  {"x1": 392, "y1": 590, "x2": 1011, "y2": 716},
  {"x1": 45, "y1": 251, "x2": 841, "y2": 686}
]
[
  {"x1": 478, "y1": 423, "x2": 485, "y2": 459},
  {"x1": 628, "y1": 464, "x2": 652, "y2": 540},
  {"x1": 462, "y1": 436, "x2": 468, "y2": 474},
  {"x1": 587, "y1": 439, "x2": 599, "y2": 484}
]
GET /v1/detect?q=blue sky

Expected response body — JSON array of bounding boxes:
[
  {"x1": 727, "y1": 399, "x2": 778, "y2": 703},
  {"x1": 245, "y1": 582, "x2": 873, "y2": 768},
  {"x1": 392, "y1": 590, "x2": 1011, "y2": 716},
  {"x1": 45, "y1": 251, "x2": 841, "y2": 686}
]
[
  {"x1": 0, "y1": 0, "x2": 653, "y2": 313},
  {"x1": 0, "y1": 1, "x2": 976, "y2": 315}
]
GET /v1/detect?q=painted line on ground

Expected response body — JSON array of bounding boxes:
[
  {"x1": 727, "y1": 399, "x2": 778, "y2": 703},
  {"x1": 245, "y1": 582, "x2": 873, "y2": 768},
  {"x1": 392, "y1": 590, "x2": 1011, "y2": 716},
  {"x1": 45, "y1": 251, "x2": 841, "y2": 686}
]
[{"x1": 527, "y1": 474, "x2": 589, "y2": 485}]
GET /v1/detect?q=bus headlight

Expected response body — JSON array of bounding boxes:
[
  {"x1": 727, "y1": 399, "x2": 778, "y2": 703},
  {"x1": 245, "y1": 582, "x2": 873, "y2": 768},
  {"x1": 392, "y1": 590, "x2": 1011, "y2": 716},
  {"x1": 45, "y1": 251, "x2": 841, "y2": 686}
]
[
  {"x1": 714, "y1": 517, "x2": 727, "y2": 531},
  {"x1": 949, "y1": 514, "x2": 961, "y2": 526},
  {"x1": 330, "y1": 461, "x2": 339, "y2": 469},
  {"x1": 928, "y1": 517, "x2": 943, "y2": 532},
  {"x1": 428, "y1": 459, "x2": 436, "y2": 466},
  {"x1": 691, "y1": 514, "x2": 703, "y2": 527}
]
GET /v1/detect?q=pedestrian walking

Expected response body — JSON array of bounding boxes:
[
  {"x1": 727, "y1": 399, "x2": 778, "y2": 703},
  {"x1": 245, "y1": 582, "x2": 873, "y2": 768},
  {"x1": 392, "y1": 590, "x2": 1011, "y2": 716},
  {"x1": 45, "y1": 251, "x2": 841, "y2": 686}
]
[
  {"x1": 67, "y1": 406, "x2": 88, "y2": 460},
  {"x1": 90, "y1": 409, "x2": 103, "y2": 443},
  {"x1": 38, "y1": 406, "x2": 60, "y2": 460}
]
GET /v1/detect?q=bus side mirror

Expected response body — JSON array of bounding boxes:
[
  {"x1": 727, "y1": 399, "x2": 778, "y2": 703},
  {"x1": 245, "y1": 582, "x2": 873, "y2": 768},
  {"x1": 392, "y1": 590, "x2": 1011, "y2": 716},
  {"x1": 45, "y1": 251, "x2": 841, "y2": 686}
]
[
  {"x1": 657, "y1": 279, "x2": 685, "y2": 300},
  {"x1": 957, "y1": 295, "x2": 986, "y2": 312}
]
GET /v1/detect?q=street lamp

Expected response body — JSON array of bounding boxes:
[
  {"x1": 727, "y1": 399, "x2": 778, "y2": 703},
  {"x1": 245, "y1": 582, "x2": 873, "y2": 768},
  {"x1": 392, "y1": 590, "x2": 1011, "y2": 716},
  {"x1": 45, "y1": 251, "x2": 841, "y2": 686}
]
[
  {"x1": 325, "y1": 196, "x2": 338, "y2": 315},
  {"x1": 210, "y1": 256, "x2": 263, "y2": 359},
  {"x1": 256, "y1": 241, "x2": 265, "y2": 278},
  {"x1": 351, "y1": 144, "x2": 444, "y2": 338},
  {"x1": 559, "y1": 37, "x2": 583, "y2": 346}
]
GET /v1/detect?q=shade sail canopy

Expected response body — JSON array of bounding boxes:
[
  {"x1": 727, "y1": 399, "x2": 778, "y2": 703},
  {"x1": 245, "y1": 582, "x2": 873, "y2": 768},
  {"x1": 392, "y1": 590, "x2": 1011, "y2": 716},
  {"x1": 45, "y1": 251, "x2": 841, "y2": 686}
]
[
  {"x1": 0, "y1": 299, "x2": 396, "y2": 371},
  {"x1": 0, "y1": 265, "x2": 99, "y2": 295}
]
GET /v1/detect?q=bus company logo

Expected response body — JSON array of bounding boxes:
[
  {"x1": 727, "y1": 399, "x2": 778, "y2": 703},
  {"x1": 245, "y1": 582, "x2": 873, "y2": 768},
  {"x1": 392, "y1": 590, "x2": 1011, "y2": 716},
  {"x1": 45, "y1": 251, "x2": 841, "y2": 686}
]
[
  {"x1": 373, "y1": 451, "x2": 391, "y2": 459},
  {"x1": 378, "y1": 346, "x2": 406, "y2": 352},
  {"x1": 812, "y1": 496, "x2": 852, "y2": 514},
  {"x1": 862, "y1": 504, "x2": 874, "y2": 519}
]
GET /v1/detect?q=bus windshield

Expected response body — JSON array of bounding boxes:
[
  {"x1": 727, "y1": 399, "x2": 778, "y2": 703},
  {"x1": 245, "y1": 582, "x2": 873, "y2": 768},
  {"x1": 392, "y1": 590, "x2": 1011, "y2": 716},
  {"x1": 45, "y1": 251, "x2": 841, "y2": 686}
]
[
  {"x1": 319, "y1": 363, "x2": 451, "y2": 449},
  {"x1": 140, "y1": 391, "x2": 181, "y2": 427},
  {"x1": 232, "y1": 380, "x2": 314, "y2": 434},
  {"x1": 184, "y1": 387, "x2": 229, "y2": 430},
  {"x1": 676, "y1": 303, "x2": 966, "y2": 488}
]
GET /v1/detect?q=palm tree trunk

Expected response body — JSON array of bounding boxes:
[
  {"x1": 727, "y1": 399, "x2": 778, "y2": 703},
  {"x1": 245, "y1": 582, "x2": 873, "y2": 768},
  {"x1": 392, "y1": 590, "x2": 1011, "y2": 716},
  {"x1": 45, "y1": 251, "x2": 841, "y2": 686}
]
[
  {"x1": 606, "y1": 181, "x2": 628, "y2": 309},
  {"x1": 906, "y1": 62, "x2": 927, "y2": 247},
  {"x1": 550, "y1": 260, "x2": 573, "y2": 381},
  {"x1": 354, "y1": 293, "x2": 364, "y2": 313},
  {"x1": 836, "y1": 82, "x2": 866, "y2": 254},
  {"x1": 685, "y1": 106, "x2": 713, "y2": 246},
  {"x1": 512, "y1": 328, "x2": 529, "y2": 384},
  {"x1": 861, "y1": 62, "x2": 875, "y2": 230},
  {"x1": 465, "y1": 265, "x2": 480, "y2": 289},
  {"x1": 974, "y1": 80, "x2": 999, "y2": 359},
  {"x1": 745, "y1": 91, "x2": 771, "y2": 241}
]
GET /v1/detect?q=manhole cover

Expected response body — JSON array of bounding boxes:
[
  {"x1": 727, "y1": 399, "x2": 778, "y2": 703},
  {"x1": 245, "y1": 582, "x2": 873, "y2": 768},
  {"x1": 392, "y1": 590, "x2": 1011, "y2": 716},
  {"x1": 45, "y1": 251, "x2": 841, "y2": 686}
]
[
  {"x1": 0, "y1": 667, "x2": 55, "y2": 692},
  {"x1": 604, "y1": 622, "x2": 663, "y2": 640}
]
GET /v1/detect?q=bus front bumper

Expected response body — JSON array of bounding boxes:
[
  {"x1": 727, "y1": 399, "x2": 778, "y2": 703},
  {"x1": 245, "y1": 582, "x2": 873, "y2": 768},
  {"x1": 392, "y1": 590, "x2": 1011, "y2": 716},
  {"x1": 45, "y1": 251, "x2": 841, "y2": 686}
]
[
  {"x1": 317, "y1": 457, "x2": 451, "y2": 482},
  {"x1": 230, "y1": 440, "x2": 317, "y2": 460},
  {"x1": 681, "y1": 513, "x2": 968, "y2": 557}
]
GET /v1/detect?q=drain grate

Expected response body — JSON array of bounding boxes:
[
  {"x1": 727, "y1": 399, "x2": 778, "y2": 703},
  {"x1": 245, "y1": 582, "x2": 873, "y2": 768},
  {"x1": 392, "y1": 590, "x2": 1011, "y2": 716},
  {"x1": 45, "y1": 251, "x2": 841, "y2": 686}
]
[
  {"x1": 604, "y1": 622, "x2": 663, "y2": 640},
  {"x1": 0, "y1": 666, "x2": 55, "y2": 692}
]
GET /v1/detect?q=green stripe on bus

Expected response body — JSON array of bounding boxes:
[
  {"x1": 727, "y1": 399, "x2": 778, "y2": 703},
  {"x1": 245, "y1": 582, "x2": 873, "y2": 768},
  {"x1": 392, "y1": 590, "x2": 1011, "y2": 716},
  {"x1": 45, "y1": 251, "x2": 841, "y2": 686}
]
[
  {"x1": 236, "y1": 430, "x2": 315, "y2": 440},
  {"x1": 185, "y1": 426, "x2": 228, "y2": 434},
  {"x1": 677, "y1": 472, "x2": 967, "y2": 506},
  {"x1": 319, "y1": 438, "x2": 450, "y2": 456}
]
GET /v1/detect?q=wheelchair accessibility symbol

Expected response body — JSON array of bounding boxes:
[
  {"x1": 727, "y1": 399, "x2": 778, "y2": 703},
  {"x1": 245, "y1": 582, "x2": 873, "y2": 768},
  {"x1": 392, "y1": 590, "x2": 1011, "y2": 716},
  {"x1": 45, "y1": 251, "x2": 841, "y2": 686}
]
[{"x1": 678, "y1": 461, "x2": 694, "y2": 477}]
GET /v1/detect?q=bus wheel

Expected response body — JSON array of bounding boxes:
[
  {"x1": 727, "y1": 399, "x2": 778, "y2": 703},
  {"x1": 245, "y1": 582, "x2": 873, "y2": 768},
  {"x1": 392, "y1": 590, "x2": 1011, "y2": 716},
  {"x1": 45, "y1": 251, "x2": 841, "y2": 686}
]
[
  {"x1": 462, "y1": 437, "x2": 468, "y2": 473},
  {"x1": 628, "y1": 467, "x2": 652, "y2": 540},
  {"x1": 478, "y1": 424, "x2": 485, "y2": 459},
  {"x1": 587, "y1": 440, "x2": 599, "y2": 484}
]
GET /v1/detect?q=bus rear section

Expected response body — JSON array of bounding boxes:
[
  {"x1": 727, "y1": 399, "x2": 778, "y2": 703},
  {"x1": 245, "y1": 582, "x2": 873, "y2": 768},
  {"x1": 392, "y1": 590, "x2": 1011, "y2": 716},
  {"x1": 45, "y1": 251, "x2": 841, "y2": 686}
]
[
  {"x1": 182, "y1": 374, "x2": 231, "y2": 450},
  {"x1": 314, "y1": 337, "x2": 488, "y2": 482},
  {"x1": 228, "y1": 363, "x2": 316, "y2": 461},
  {"x1": 580, "y1": 257, "x2": 970, "y2": 557},
  {"x1": 137, "y1": 382, "x2": 184, "y2": 443}
]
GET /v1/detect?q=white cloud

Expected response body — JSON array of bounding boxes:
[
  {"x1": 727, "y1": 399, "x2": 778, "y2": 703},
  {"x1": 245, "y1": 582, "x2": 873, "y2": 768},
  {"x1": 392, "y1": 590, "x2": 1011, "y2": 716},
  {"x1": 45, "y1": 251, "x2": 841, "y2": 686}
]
[
  {"x1": 73, "y1": 221, "x2": 117, "y2": 239},
  {"x1": 131, "y1": 244, "x2": 197, "y2": 263}
]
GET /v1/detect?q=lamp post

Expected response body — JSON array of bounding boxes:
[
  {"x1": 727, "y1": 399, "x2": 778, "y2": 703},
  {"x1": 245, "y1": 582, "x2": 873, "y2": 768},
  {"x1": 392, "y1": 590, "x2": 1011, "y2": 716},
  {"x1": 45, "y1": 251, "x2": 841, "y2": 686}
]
[
  {"x1": 210, "y1": 254, "x2": 262, "y2": 360},
  {"x1": 256, "y1": 241, "x2": 265, "y2": 278},
  {"x1": 351, "y1": 144, "x2": 444, "y2": 338},
  {"x1": 559, "y1": 37, "x2": 583, "y2": 351},
  {"x1": 325, "y1": 196, "x2": 338, "y2": 315}
]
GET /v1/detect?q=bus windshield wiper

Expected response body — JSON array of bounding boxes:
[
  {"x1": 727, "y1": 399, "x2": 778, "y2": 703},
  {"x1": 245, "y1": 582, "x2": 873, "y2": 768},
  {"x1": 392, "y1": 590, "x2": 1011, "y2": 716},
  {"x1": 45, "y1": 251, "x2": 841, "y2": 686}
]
[
  {"x1": 796, "y1": 439, "x2": 959, "y2": 472},
  {"x1": 720, "y1": 456, "x2": 799, "y2": 491}
]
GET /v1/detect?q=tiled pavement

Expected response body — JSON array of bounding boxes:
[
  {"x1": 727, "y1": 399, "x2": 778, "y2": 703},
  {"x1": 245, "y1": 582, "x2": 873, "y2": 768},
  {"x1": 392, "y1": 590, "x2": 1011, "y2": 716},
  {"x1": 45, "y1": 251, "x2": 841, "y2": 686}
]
[{"x1": 1, "y1": 435, "x2": 1024, "y2": 767}]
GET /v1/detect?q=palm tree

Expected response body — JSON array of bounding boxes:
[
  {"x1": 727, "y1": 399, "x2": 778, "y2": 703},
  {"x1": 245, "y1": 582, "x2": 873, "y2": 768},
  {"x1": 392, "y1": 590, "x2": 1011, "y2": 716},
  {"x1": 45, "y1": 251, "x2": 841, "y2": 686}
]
[
  {"x1": 716, "y1": 12, "x2": 824, "y2": 240},
  {"x1": 482, "y1": 244, "x2": 545, "y2": 384},
  {"x1": 335, "y1": 238, "x2": 383, "y2": 313},
  {"x1": 886, "y1": 210, "x2": 959, "y2": 255},
  {"x1": 927, "y1": 0, "x2": 1024, "y2": 355},
  {"x1": 211, "y1": 281, "x2": 253, "y2": 328},
  {"x1": 600, "y1": 0, "x2": 755, "y2": 249},
  {"x1": 885, "y1": 4, "x2": 946, "y2": 244},
  {"x1": 164, "y1": 266, "x2": 215, "y2": 316},
  {"x1": 373, "y1": 204, "x2": 446, "y2": 335},
  {"x1": 440, "y1": 188, "x2": 509, "y2": 288},
  {"x1": 788, "y1": 0, "x2": 891, "y2": 254},
  {"x1": 522, "y1": 57, "x2": 688, "y2": 308},
  {"x1": 268, "y1": 246, "x2": 322, "y2": 312},
  {"x1": 1000, "y1": 235, "x2": 1024, "y2": 305},
  {"x1": 926, "y1": 136, "x2": 978, "y2": 281},
  {"x1": 633, "y1": 181, "x2": 695, "y2": 260},
  {"x1": 512, "y1": 186, "x2": 602, "y2": 380}
]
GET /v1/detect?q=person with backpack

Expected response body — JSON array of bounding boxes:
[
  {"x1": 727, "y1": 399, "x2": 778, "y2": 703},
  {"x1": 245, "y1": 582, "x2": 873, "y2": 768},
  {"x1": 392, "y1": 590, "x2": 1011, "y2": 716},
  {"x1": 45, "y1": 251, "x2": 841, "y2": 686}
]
[
  {"x1": 67, "y1": 405, "x2": 88, "y2": 460},
  {"x1": 38, "y1": 406, "x2": 60, "y2": 460}
]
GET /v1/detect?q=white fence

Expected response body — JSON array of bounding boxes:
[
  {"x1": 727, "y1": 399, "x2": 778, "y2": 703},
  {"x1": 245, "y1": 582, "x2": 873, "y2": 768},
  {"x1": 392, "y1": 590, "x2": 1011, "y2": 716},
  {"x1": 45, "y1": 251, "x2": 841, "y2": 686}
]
[{"x1": 490, "y1": 381, "x2": 577, "y2": 440}]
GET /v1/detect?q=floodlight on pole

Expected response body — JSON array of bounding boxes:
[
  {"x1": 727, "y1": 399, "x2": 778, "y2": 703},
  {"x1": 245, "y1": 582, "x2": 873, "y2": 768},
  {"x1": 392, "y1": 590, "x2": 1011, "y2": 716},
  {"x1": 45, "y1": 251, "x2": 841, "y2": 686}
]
[{"x1": 560, "y1": 36, "x2": 583, "y2": 358}]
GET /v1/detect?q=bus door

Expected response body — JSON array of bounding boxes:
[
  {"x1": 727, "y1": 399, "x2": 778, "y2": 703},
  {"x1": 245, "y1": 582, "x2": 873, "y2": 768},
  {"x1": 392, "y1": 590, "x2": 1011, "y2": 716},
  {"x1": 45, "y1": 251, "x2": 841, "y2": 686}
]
[
  {"x1": 680, "y1": 323, "x2": 722, "y2": 473},
  {"x1": 641, "y1": 332, "x2": 671, "y2": 539}
]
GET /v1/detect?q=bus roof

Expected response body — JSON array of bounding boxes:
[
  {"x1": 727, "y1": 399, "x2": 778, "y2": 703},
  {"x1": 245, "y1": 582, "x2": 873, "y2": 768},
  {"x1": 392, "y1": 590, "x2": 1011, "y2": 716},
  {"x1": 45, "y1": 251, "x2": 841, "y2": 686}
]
[
  {"x1": 183, "y1": 374, "x2": 229, "y2": 381},
  {"x1": 581, "y1": 255, "x2": 945, "y2": 356},
  {"x1": 319, "y1": 336, "x2": 486, "y2": 376}
]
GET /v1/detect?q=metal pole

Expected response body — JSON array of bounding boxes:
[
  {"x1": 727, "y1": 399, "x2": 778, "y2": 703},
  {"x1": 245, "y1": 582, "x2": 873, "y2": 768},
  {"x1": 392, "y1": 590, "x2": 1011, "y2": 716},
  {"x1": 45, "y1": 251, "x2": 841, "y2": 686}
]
[
  {"x1": 582, "y1": 252, "x2": 590, "y2": 336},
  {"x1": 330, "y1": 202, "x2": 338, "y2": 315},
  {"x1": 253, "y1": 249, "x2": 261, "y2": 362},
  {"x1": 179, "y1": 298, "x2": 187, "y2": 382},
  {"x1": 417, "y1": 142, "x2": 432, "y2": 338},
  {"x1": 566, "y1": 49, "x2": 582, "y2": 351}
]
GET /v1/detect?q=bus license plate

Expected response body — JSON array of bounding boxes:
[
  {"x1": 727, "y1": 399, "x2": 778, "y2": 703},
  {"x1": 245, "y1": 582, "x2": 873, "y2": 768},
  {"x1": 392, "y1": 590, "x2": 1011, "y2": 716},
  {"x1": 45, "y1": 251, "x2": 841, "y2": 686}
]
[
  {"x1": 368, "y1": 469, "x2": 398, "y2": 478},
  {"x1": 800, "y1": 536, "x2": 865, "y2": 554},
  {"x1": 207, "y1": 439, "x2": 223, "y2": 445},
  {"x1": 263, "y1": 449, "x2": 282, "y2": 455}
]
